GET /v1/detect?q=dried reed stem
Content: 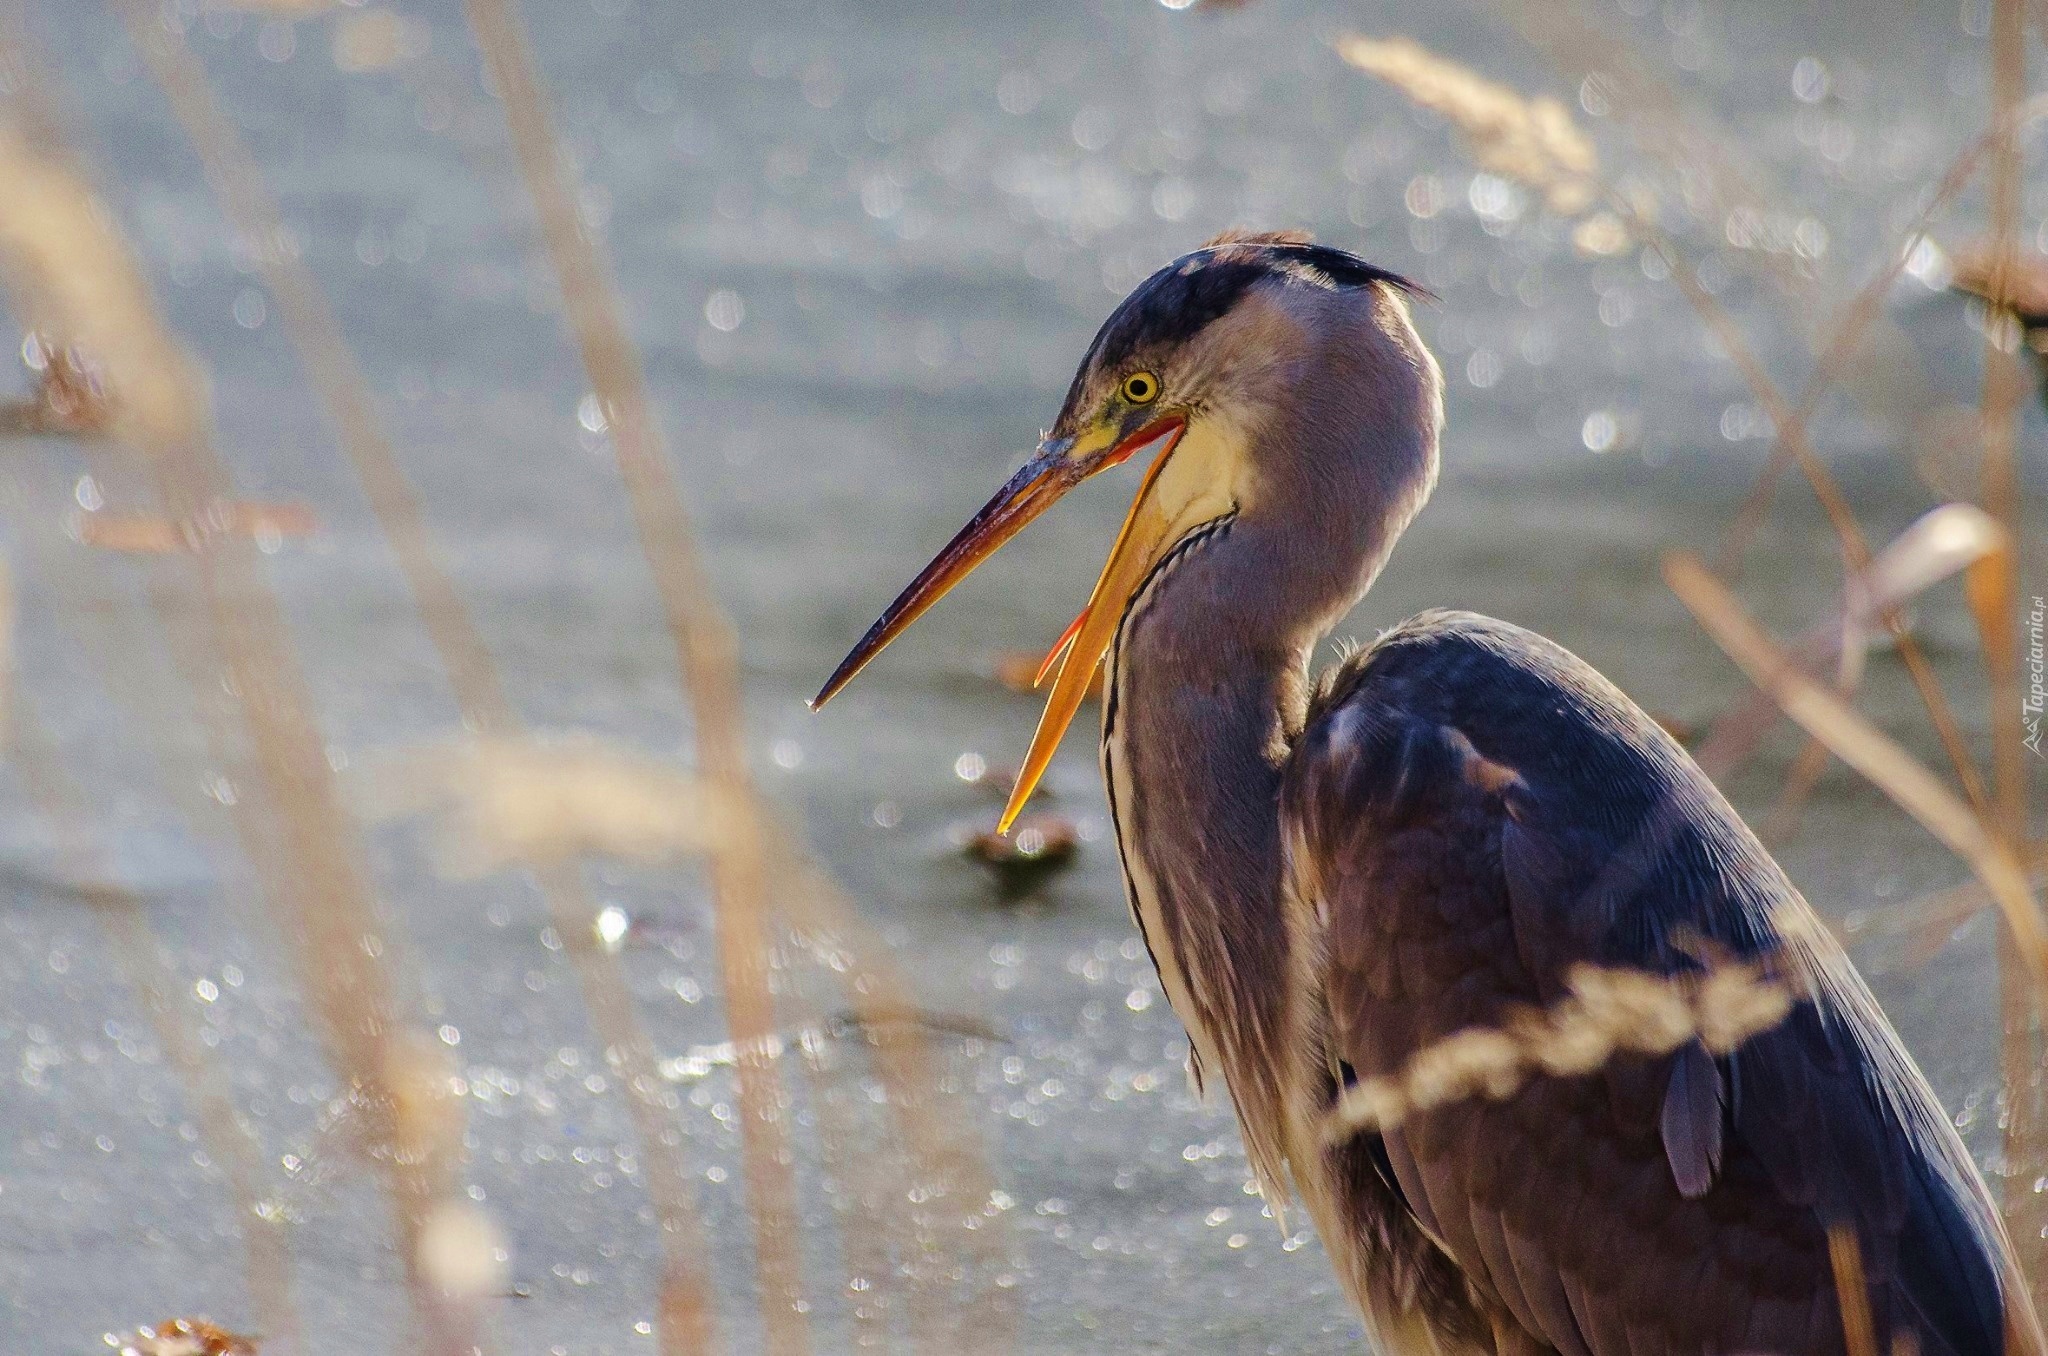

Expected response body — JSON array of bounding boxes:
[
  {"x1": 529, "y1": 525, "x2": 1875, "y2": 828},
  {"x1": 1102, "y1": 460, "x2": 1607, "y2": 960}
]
[
  {"x1": 1665, "y1": 552, "x2": 2048, "y2": 996},
  {"x1": 1336, "y1": 34, "x2": 1596, "y2": 213},
  {"x1": 784, "y1": 987, "x2": 912, "y2": 1351},
  {"x1": 0, "y1": 87, "x2": 476, "y2": 1354},
  {"x1": 1626, "y1": 207, "x2": 1991, "y2": 822},
  {"x1": 1338, "y1": 29, "x2": 1988, "y2": 825},
  {"x1": 355, "y1": 737, "x2": 745, "y2": 876},
  {"x1": 1715, "y1": 92, "x2": 2048, "y2": 577},
  {"x1": 459, "y1": 1, "x2": 811, "y2": 1347},
  {"x1": 1895, "y1": 843, "x2": 2048, "y2": 969},
  {"x1": 1489, "y1": 0, "x2": 1813, "y2": 299},
  {"x1": 1696, "y1": 505, "x2": 2006, "y2": 843},
  {"x1": 1976, "y1": 0, "x2": 2047, "y2": 1306},
  {"x1": 7, "y1": 661, "x2": 303, "y2": 1351},
  {"x1": 1826, "y1": 1225, "x2": 1882, "y2": 1356},
  {"x1": 776, "y1": 862, "x2": 1019, "y2": 1351},
  {"x1": 105, "y1": 5, "x2": 726, "y2": 1341},
  {"x1": 140, "y1": 361, "x2": 477, "y2": 1356},
  {"x1": 0, "y1": 135, "x2": 200, "y2": 452},
  {"x1": 1325, "y1": 954, "x2": 1794, "y2": 1140}
]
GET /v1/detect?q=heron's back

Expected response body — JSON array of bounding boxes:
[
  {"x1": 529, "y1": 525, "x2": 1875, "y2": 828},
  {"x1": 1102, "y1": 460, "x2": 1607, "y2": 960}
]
[{"x1": 1282, "y1": 609, "x2": 2033, "y2": 1356}]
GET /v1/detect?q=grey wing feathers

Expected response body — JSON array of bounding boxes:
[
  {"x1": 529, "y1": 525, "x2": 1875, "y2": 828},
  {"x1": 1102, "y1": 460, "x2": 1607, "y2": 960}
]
[{"x1": 1282, "y1": 610, "x2": 2034, "y2": 1356}]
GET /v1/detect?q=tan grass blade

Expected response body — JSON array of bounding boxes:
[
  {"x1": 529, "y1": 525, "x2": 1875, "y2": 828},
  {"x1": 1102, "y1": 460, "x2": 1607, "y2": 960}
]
[
  {"x1": 356, "y1": 725, "x2": 1023, "y2": 1339},
  {"x1": 5, "y1": 636, "x2": 304, "y2": 1352},
  {"x1": 1348, "y1": 27, "x2": 1989, "y2": 820},
  {"x1": 1327, "y1": 954, "x2": 1794, "y2": 1140},
  {"x1": 1664, "y1": 552, "x2": 2048, "y2": 998},
  {"x1": 73, "y1": 501, "x2": 318, "y2": 554},
  {"x1": 1336, "y1": 35, "x2": 1596, "y2": 213},
  {"x1": 1715, "y1": 92, "x2": 2048, "y2": 577},
  {"x1": 459, "y1": 1, "x2": 813, "y2": 1346},
  {"x1": 0, "y1": 120, "x2": 202, "y2": 452},
  {"x1": 1633, "y1": 216, "x2": 1991, "y2": 815},
  {"x1": 1974, "y1": 0, "x2": 2045, "y2": 1306},
  {"x1": 353, "y1": 736, "x2": 746, "y2": 877},
  {"x1": 1488, "y1": 0, "x2": 1813, "y2": 298},
  {"x1": 1695, "y1": 501, "x2": 2001, "y2": 827},
  {"x1": 1760, "y1": 504, "x2": 2006, "y2": 840},
  {"x1": 1880, "y1": 841, "x2": 2048, "y2": 969},
  {"x1": 106, "y1": 5, "x2": 728, "y2": 1340},
  {"x1": 0, "y1": 89, "x2": 482, "y2": 1355},
  {"x1": 1827, "y1": 1225, "x2": 1882, "y2": 1356}
]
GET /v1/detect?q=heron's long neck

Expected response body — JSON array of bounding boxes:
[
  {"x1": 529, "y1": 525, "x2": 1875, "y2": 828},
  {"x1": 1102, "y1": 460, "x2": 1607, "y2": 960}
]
[
  {"x1": 1100, "y1": 512, "x2": 1347, "y2": 1185},
  {"x1": 1096, "y1": 309, "x2": 1440, "y2": 1187}
]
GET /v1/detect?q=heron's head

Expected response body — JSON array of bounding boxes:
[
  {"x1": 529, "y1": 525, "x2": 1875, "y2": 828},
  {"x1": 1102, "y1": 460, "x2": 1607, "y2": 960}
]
[{"x1": 812, "y1": 230, "x2": 1438, "y2": 829}]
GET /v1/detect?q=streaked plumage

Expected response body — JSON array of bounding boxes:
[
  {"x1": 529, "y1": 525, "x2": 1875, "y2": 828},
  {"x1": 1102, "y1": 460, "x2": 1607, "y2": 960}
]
[{"x1": 815, "y1": 230, "x2": 2042, "y2": 1355}]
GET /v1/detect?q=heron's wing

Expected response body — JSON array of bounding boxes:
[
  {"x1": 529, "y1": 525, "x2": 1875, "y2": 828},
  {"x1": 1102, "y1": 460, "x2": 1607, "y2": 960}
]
[{"x1": 1281, "y1": 610, "x2": 2025, "y2": 1356}]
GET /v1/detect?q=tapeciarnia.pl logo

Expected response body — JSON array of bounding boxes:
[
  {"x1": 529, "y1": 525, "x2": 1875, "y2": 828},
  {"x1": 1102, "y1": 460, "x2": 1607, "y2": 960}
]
[{"x1": 2026, "y1": 595, "x2": 2045, "y2": 758}]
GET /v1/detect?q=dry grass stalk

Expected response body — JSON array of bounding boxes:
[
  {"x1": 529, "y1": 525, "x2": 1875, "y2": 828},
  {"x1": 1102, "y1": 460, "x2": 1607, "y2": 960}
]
[
  {"x1": 1341, "y1": 27, "x2": 1989, "y2": 830},
  {"x1": 784, "y1": 988, "x2": 918, "y2": 1351},
  {"x1": 141, "y1": 311, "x2": 481, "y2": 1356},
  {"x1": 1716, "y1": 504, "x2": 2006, "y2": 841},
  {"x1": 1699, "y1": 503, "x2": 2007, "y2": 791},
  {"x1": 25, "y1": 456, "x2": 314, "y2": 973},
  {"x1": 775, "y1": 857, "x2": 1022, "y2": 1344},
  {"x1": 1665, "y1": 552, "x2": 2048, "y2": 998},
  {"x1": 1630, "y1": 213, "x2": 1992, "y2": 820},
  {"x1": 110, "y1": 0, "x2": 512, "y2": 719},
  {"x1": 0, "y1": 119, "x2": 203, "y2": 451},
  {"x1": 1325, "y1": 955, "x2": 1794, "y2": 1141},
  {"x1": 1827, "y1": 1225, "x2": 1882, "y2": 1356},
  {"x1": 354, "y1": 735, "x2": 748, "y2": 877},
  {"x1": 1974, "y1": 0, "x2": 2047, "y2": 1305},
  {"x1": 118, "y1": 2, "x2": 1001, "y2": 1344},
  {"x1": 1715, "y1": 92, "x2": 2048, "y2": 579},
  {"x1": 1397, "y1": 14, "x2": 2019, "y2": 839},
  {"x1": 0, "y1": 67, "x2": 477, "y2": 1352},
  {"x1": 1336, "y1": 34, "x2": 1596, "y2": 214},
  {"x1": 1488, "y1": 0, "x2": 1813, "y2": 297},
  {"x1": 329, "y1": 8, "x2": 430, "y2": 73},
  {"x1": 108, "y1": 5, "x2": 728, "y2": 1341},
  {"x1": 460, "y1": 1, "x2": 812, "y2": 1346},
  {"x1": 1887, "y1": 842, "x2": 2048, "y2": 969},
  {"x1": 421, "y1": 0, "x2": 1009, "y2": 1337},
  {"x1": 8, "y1": 683, "x2": 303, "y2": 1353},
  {"x1": 1954, "y1": 246, "x2": 2048, "y2": 321},
  {"x1": 74, "y1": 500, "x2": 318, "y2": 554},
  {"x1": 389, "y1": 1033, "x2": 510, "y2": 1308}
]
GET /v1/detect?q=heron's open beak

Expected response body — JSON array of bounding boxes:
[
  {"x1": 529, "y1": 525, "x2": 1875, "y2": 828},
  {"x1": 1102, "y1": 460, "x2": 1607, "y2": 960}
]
[{"x1": 811, "y1": 413, "x2": 1188, "y2": 832}]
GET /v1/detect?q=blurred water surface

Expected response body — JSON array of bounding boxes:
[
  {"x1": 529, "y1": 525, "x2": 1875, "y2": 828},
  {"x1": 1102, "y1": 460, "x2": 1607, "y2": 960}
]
[{"x1": 0, "y1": 0, "x2": 2041, "y2": 1351}]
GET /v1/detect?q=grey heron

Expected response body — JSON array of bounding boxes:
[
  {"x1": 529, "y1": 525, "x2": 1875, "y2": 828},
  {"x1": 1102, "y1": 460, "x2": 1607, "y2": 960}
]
[{"x1": 811, "y1": 230, "x2": 2041, "y2": 1355}]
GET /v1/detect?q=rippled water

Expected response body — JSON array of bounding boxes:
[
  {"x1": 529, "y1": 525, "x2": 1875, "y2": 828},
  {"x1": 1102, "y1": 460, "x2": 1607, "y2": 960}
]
[{"x1": 0, "y1": 0, "x2": 2040, "y2": 1351}]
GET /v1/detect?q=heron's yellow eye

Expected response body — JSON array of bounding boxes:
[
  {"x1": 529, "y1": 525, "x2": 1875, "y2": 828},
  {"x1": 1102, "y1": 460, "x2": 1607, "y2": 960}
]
[{"x1": 1120, "y1": 371, "x2": 1160, "y2": 405}]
